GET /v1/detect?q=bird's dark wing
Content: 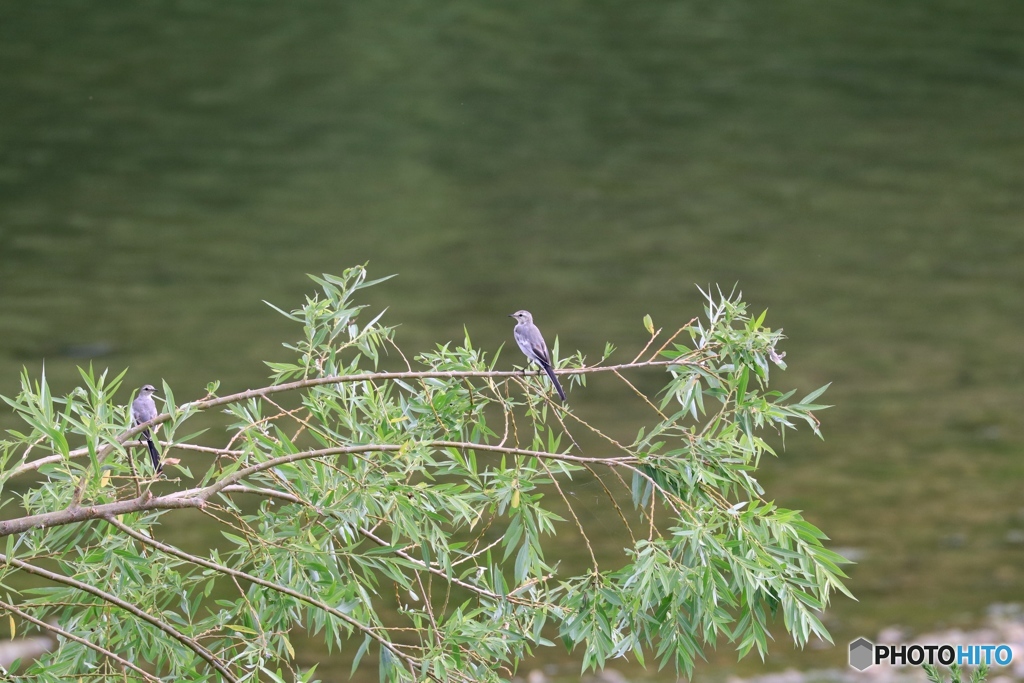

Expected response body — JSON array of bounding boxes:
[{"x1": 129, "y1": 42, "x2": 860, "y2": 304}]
[{"x1": 530, "y1": 340, "x2": 551, "y2": 366}]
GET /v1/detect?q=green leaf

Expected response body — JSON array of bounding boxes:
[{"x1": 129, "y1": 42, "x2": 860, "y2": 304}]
[{"x1": 798, "y1": 382, "x2": 831, "y2": 406}]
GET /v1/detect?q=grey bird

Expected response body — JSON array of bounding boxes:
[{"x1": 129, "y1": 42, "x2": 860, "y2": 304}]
[
  {"x1": 509, "y1": 310, "x2": 566, "y2": 402},
  {"x1": 131, "y1": 384, "x2": 162, "y2": 475}
]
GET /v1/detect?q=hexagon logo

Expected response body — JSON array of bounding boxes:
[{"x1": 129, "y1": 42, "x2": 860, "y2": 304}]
[{"x1": 849, "y1": 637, "x2": 874, "y2": 671}]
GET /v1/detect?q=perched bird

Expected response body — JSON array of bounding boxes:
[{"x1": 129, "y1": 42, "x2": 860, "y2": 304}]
[
  {"x1": 509, "y1": 310, "x2": 566, "y2": 402},
  {"x1": 131, "y1": 384, "x2": 162, "y2": 475}
]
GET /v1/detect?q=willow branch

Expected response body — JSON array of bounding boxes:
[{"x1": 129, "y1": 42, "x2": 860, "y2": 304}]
[
  {"x1": 104, "y1": 516, "x2": 421, "y2": 677},
  {"x1": 0, "y1": 599, "x2": 160, "y2": 682},
  {"x1": 7, "y1": 356, "x2": 701, "y2": 478},
  {"x1": 169, "y1": 484, "x2": 540, "y2": 608},
  {"x1": 181, "y1": 358, "x2": 700, "y2": 415},
  {"x1": 0, "y1": 492, "x2": 203, "y2": 538},
  {"x1": 0, "y1": 552, "x2": 235, "y2": 682},
  {"x1": 2, "y1": 440, "x2": 641, "y2": 538}
]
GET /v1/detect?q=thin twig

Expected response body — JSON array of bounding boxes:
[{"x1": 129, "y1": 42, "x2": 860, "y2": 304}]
[
  {"x1": 358, "y1": 528, "x2": 545, "y2": 608},
  {"x1": 537, "y1": 458, "x2": 598, "y2": 571}
]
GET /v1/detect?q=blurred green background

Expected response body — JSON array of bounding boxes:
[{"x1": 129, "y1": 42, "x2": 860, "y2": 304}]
[{"x1": 1, "y1": 1, "x2": 1023, "y2": 680}]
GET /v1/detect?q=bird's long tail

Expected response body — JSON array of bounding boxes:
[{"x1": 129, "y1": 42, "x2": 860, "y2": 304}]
[
  {"x1": 142, "y1": 431, "x2": 162, "y2": 475},
  {"x1": 541, "y1": 363, "x2": 566, "y2": 402}
]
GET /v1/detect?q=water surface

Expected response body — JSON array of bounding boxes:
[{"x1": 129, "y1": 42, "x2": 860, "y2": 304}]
[{"x1": 2, "y1": 1, "x2": 1023, "y2": 680}]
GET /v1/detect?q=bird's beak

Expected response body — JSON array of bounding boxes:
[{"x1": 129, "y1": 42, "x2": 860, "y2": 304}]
[{"x1": 508, "y1": 314, "x2": 515, "y2": 318}]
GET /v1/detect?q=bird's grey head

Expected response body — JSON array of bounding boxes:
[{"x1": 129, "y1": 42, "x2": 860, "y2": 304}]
[
  {"x1": 139, "y1": 384, "x2": 158, "y2": 397},
  {"x1": 509, "y1": 310, "x2": 534, "y2": 324}
]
